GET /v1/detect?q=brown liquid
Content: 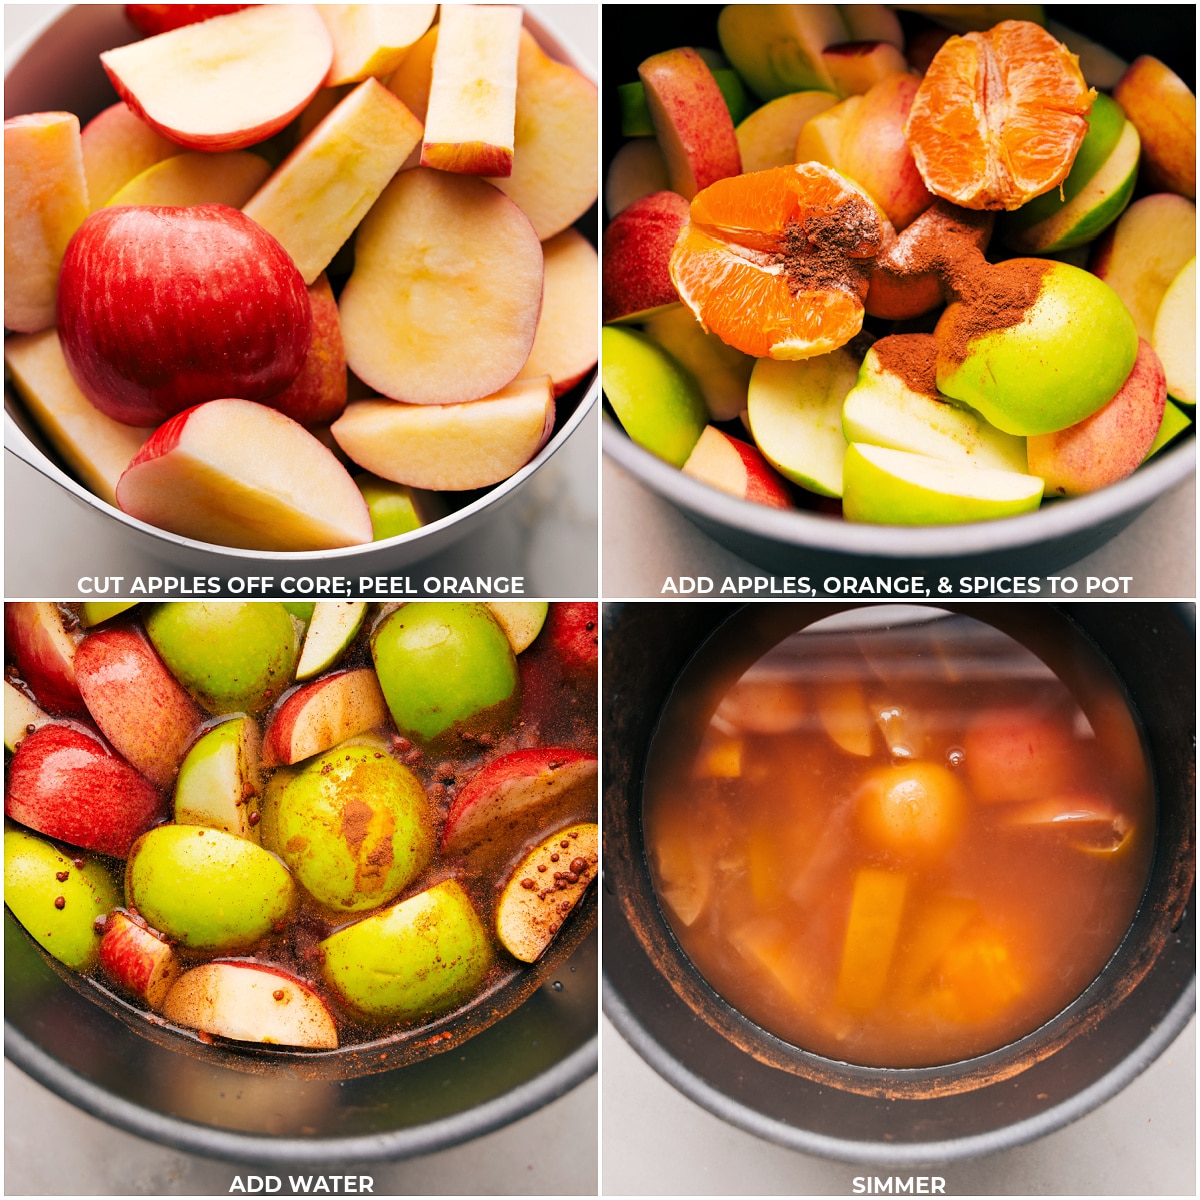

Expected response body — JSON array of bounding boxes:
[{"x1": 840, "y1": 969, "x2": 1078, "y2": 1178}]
[{"x1": 644, "y1": 606, "x2": 1154, "y2": 1068}]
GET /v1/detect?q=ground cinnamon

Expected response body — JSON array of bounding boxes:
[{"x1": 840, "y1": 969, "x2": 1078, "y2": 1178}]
[
  {"x1": 777, "y1": 192, "x2": 882, "y2": 301},
  {"x1": 871, "y1": 333, "x2": 939, "y2": 397},
  {"x1": 938, "y1": 257, "x2": 1053, "y2": 367}
]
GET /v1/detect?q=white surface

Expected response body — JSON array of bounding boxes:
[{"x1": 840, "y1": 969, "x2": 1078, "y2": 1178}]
[{"x1": 602, "y1": 1015, "x2": 1196, "y2": 1196}]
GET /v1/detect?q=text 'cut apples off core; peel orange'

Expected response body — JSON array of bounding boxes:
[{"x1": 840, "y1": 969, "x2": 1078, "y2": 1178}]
[{"x1": 668, "y1": 161, "x2": 885, "y2": 360}]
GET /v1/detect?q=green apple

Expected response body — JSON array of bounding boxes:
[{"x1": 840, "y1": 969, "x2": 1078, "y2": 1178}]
[
  {"x1": 747, "y1": 349, "x2": 858, "y2": 496},
  {"x1": 842, "y1": 443, "x2": 1044, "y2": 525},
  {"x1": 260, "y1": 743, "x2": 432, "y2": 912},
  {"x1": 1002, "y1": 94, "x2": 1140, "y2": 253},
  {"x1": 282, "y1": 602, "x2": 315, "y2": 622},
  {"x1": 355, "y1": 474, "x2": 423, "y2": 541},
  {"x1": 486, "y1": 602, "x2": 549, "y2": 654},
  {"x1": 5, "y1": 828, "x2": 120, "y2": 970},
  {"x1": 320, "y1": 879, "x2": 492, "y2": 1021},
  {"x1": 718, "y1": 4, "x2": 846, "y2": 98},
  {"x1": 643, "y1": 306, "x2": 755, "y2": 423},
  {"x1": 125, "y1": 825, "x2": 294, "y2": 951},
  {"x1": 145, "y1": 602, "x2": 299, "y2": 714},
  {"x1": 295, "y1": 601, "x2": 367, "y2": 680},
  {"x1": 1146, "y1": 398, "x2": 1193, "y2": 460},
  {"x1": 173, "y1": 716, "x2": 262, "y2": 841},
  {"x1": 935, "y1": 261, "x2": 1139, "y2": 436},
  {"x1": 842, "y1": 337, "x2": 1028, "y2": 472},
  {"x1": 372, "y1": 603, "x2": 519, "y2": 747},
  {"x1": 602, "y1": 326, "x2": 707, "y2": 468},
  {"x1": 4, "y1": 680, "x2": 50, "y2": 752},
  {"x1": 80, "y1": 601, "x2": 138, "y2": 627}
]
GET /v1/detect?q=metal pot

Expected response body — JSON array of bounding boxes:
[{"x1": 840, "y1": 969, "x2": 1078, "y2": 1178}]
[{"x1": 602, "y1": 602, "x2": 1195, "y2": 1164}]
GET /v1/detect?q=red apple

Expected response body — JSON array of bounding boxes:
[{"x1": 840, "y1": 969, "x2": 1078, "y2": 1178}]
[
  {"x1": 74, "y1": 625, "x2": 203, "y2": 789},
  {"x1": 125, "y1": 5, "x2": 255, "y2": 38},
  {"x1": 5, "y1": 722, "x2": 165, "y2": 857},
  {"x1": 98, "y1": 908, "x2": 182, "y2": 1010},
  {"x1": 602, "y1": 190, "x2": 689, "y2": 324},
  {"x1": 545, "y1": 603, "x2": 598, "y2": 677},
  {"x1": 57, "y1": 204, "x2": 312, "y2": 427},
  {"x1": 682, "y1": 426, "x2": 793, "y2": 509},
  {"x1": 5, "y1": 602, "x2": 85, "y2": 715},
  {"x1": 442, "y1": 747, "x2": 599, "y2": 855},
  {"x1": 262, "y1": 667, "x2": 390, "y2": 767}
]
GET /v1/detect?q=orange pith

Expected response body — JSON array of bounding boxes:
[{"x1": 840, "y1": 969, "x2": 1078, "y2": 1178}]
[
  {"x1": 668, "y1": 162, "x2": 884, "y2": 360},
  {"x1": 904, "y1": 20, "x2": 1095, "y2": 212}
]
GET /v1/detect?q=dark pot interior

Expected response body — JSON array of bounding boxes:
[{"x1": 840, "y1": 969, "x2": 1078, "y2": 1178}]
[{"x1": 602, "y1": 602, "x2": 1195, "y2": 1164}]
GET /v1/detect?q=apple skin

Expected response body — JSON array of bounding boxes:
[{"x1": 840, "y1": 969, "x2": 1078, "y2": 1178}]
[
  {"x1": 5, "y1": 602, "x2": 86, "y2": 715},
  {"x1": 602, "y1": 191, "x2": 690, "y2": 325},
  {"x1": 1112, "y1": 55, "x2": 1196, "y2": 198},
  {"x1": 935, "y1": 260, "x2": 1140, "y2": 436},
  {"x1": 6, "y1": 722, "x2": 166, "y2": 858},
  {"x1": 963, "y1": 708, "x2": 1076, "y2": 804},
  {"x1": 261, "y1": 667, "x2": 390, "y2": 767},
  {"x1": 605, "y1": 138, "x2": 669, "y2": 219},
  {"x1": 56, "y1": 204, "x2": 312, "y2": 427},
  {"x1": 74, "y1": 625, "x2": 203, "y2": 789},
  {"x1": 173, "y1": 715, "x2": 261, "y2": 841},
  {"x1": 544, "y1": 603, "x2": 598, "y2": 678},
  {"x1": 1028, "y1": 338, "x2": 1168, "y2": 496},
  {"x1": 682, "y1": 426, "x2": 794, "y2": 509},
  {"x1": 98, "y1": 908, "x2": 182, "y2": 1010},
  {"x1": 79, "y1": 101, "x2": 178, "y2": 209},
  {"x1": 5, "y1": 828, "x2": 121, "y2": 971},
  {"x1": 125, "y1": 5, "x2": 254, "y2": 37}
]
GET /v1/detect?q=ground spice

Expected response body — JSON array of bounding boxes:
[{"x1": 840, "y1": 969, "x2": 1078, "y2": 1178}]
[
  {"x1": 874, "y1": 200, "x2": 994, "y2": 290},
  {"x1": 938, "y1": 257, "x2": 1053, "y2": 367},
  {"x1": 872, "y1": 333, "x2": 939, "y2": 398},
  {"x1": 778, "y1": 195, "x2": 881, "y2": 301}
]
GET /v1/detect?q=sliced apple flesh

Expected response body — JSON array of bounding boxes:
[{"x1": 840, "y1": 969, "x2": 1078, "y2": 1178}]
[
  {"x1": 4, "y1": 681, "x2": 50, "y2": 753},
  {"x1": 105, "y1": 151, "x2": 271, "y2": 209},
  {"x1": 486, "y1": 602, "x2": 549, "y2": 655},
  {"x1": 262, "y1": 667, "x2": 390, "y2": 766},
  {"x1": 318, "y1": 3, "x2": 437, "y2": 86},
  {"x1": 173, "y1": 715, "x2": 263, "y2": 841},
  {"x1": 295, "y1": 602, "x2": 368, "y2": 680}
]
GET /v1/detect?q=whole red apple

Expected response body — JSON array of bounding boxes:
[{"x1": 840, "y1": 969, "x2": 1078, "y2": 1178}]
[{"x1": 56, "y1": 204, "x2": 312, "y2": 426}]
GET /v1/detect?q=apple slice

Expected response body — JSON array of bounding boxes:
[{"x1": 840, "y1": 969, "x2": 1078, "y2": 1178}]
[
  {"x1": 4, "y1": 112, "x2": 90, "y2": 333},
  {"x1": 516, "y1": 229, "x2": 598, "y2": 397},
  {"x1": 338, "y1": 168, "x2": 543, "y2": 405},
  {"x1": 295, "y1": 602, "x2": 368, "y2": 679},
  {"x1": 174, "y1": 715, "x2": 263, "y2": 840},
  {"x1": 486, "y1": 603, "x2": 549, "y2": 655},
  {"x1": 602, "y1": 190, "x2": 689, "y2": 325},
  {"x1": 74, "y1": 625, "x2": 203, "y2": 789},
  {"x1": 1112, "y1": 55, "x2": 1196, "y2": 198},
  {"x1": 330, "y1": 377, "x2": 555, "y2": 491},
  {"x1": 355, "y1": 474, "x2": 426, "y2": 540},
  {"x1": 420, "y1": 4, "x2": 521, "y2": 175},
  {"x1": 443, "y1": 747, "x2": 597, "y2": 857},
  {"x1": 79, "y1": 102, "x2": 178, "y2": 209},
  {"x1": 6, "y1": 722, "x2": 165, "y2": 857},
  {"x1": 639, "y1": 47, "x2": 741, "y2": 201},
  {"x1": 4, "y1": 681, "x2": 50, "y2": 753},
  {"x1": 81, "y1": 602, "x2": 138, "y2": 627},
  {"x1": 735, "y1": 89, "x2": 837, "y2": 173},
  {"x1": 682, "y1": 426, "x2": 793, "y2": 510},
  {"x1": 545, "y1": 603, "x2": 598, "y2": 677},
  {"x1": 99, "y1": 910, "x2": 183, "y2": 1011},
  {"x1": 163, "y1": 961, "x2": 338, "y2": 1049},
  {"x1": 106, "y1": 151, "x2": 272, "y2": 209},
  {"x1": 487, "y1": 27, "x2": 599, "y2": 240},
  {"x1": 100, "y1": 5, "x2": 334, "y2": 153},
  {"x1": 1152, "y1": 257, "x2": 1196, "y2": 405},
  {"x1": 3, "y1": 330, "x2": 154, "y2": 506},
  {"x1": 5, "y1": 602, "x2": 85, "y2": 715},
  {"x1": 262, "y1": 667, "x2": 389, "y2": 767},
  {"x1": 242, "y1": 78, "x2": 422, "y2": 286},
  {"x1": 747, "y1": 350, "x2": 860, "y2": 497},
  {"x1": 1146, "y1": 399, "x2": 1193, "y2": 460},
  {"x1": 496, "y1": 822, "x2": 598, "y2": 963},
  {"x1": 384, "y1": 23, "x2": 438, "y2": 122},
  {"x1": 116, "y1": 398, "x2": 373, "y2": 552},
  {"x1": 318, "y1": 4, "x2": 437, "y2": 85},
  {"x1": 642, "y1": 307, "x2": 754, "y2": 424},
  {"x1": 817, "y1": 681, "x2": 875, "y2": 756},
  {"x1": 604, "y1": 138, "x2": 669, "y2": 219},
  {"x1": 821, "y1": 40, "x2": 909, "y2": 97},
  {"x1": 842, "y1": 443, "x2": 1044, "y2": 525}
]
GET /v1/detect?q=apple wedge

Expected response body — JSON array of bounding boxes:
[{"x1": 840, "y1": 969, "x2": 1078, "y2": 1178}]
[
  {"x1": 262, "y1": 667, "x2": 390, "y2": 767},
  {"x1": 1147, "y1": 399, "x2": 1193, "y2": 460},
  {"x1": 116, "y1": 398, "x2": 373, "y2": 552},
  {"x1": 1153, "y1": 257, "x2": 1196, "y2": 406},
  {"x1": 338, "y1": 168, "x2": 543, "y2": 405},
  {"x1": 331, "y1": 376, "x2": 555, "y2": 491},
  {"x1": 486, "y1": 603, "x2": 549, "y2": 655},
  {"x1": 99, "y1": 910, "x2": 183, "y2": 1011},
  {"x1": 174, "y1": 715, "x2": 263, "y2": 840},
  {"x1": 604, "y1": 137, "x2": 669, "y2": 219},
  {"x1": 817, "y1": 681, "x2": 875, "y2": 756},
  {"x1": 5, "y1": 602, "x2": 85, "y2": 715},
  {"x1": 443, "y1": 748, "x2": 597, "y2": 856},
  {"x1": 384, "y1": 24, "x2": 438, "y2": 122},
  {"x1": 642, "y1": 307, "x2": 755, "y2": 423},
  {"x1": 79, "y1": 102, "x2": 178, "y2": 209},
  {"x1": 74, "y1": 625, "x2": 203, "y2": 789},
  {"x1": 106, "y1": 151, "x2": 272, "y2": 209},
  {"x1": 295, "y1": 602, "x2": 368, "y2": 680},
  {"x1": 421, "y1": 4, "x2": 521, "y2": 175},
  {"x1": 4, "y1": 330, "x2": 154, "y2": 507},
  {"x1": 736, "y1": 89, "x2": 837, "y2": 173},
  {"x1": 603, "y1": 190, "x2": 689, "y2": 325},
  {"x1": 1113, "y1": 55, "x2": 1196, "y2": 198},
  {"x1": 163, "y1": 961, "x2": 338, "y2": 1049},
  {"x1": 487, "y1": 27, "x2": 599, "y2": 240},
  {"x1": 81, "y1": 603, "x2": 138, "y2": 628},
  {"x1": 517, "y1": 229, "x2": 598, "y2": 397},
  {"x1": 318, "y1": 4, "x2": 437, "y2": 85},
  {"x1": 4, "y1": 681, "x2": 51, "y2": 753},
  {"x1": 100, "y1": 5, "x2": 334, "y2": 153},
  {"x1": 242, "y1": 78, "x2": 422, "y2": 286},
  {"x1": 495, "y1": 822, "x2": 598, "y2": 963},
  {"x1": 4, "y1": 112, "x2": 90, "y2": 333},
  {"x1": 355, "y1": 475, "x2": 425, "y2": 540},
  {"x1": 682, "y1": 426, "x2": 793, "y2": 509}
]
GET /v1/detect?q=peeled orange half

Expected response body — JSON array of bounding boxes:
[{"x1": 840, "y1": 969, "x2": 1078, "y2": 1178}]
[
  {"x1": 905, "y1": 20, "x2": 1095, "y2": 211},
  {"x1": 669, "y1": 162, "x2": 884, "y2": 360}
]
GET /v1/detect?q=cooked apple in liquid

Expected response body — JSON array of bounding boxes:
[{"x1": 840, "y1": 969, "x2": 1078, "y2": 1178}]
[{"x1": 643, "y1": 607, "x2": 1154, "y2": 1068}]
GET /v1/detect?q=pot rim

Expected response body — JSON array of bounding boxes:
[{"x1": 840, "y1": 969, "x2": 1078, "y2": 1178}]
[{"x1": 5, "y1": 1021, "x2": 597, "y2": 1165}]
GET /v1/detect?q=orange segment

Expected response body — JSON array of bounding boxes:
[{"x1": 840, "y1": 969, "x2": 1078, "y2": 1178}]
[
  {"x1": 905, "y1": 20, "x2": 1095, "y2": 211},
  {"x1": 668, "y1": 162, "x2": 884, "y2": 360}
]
